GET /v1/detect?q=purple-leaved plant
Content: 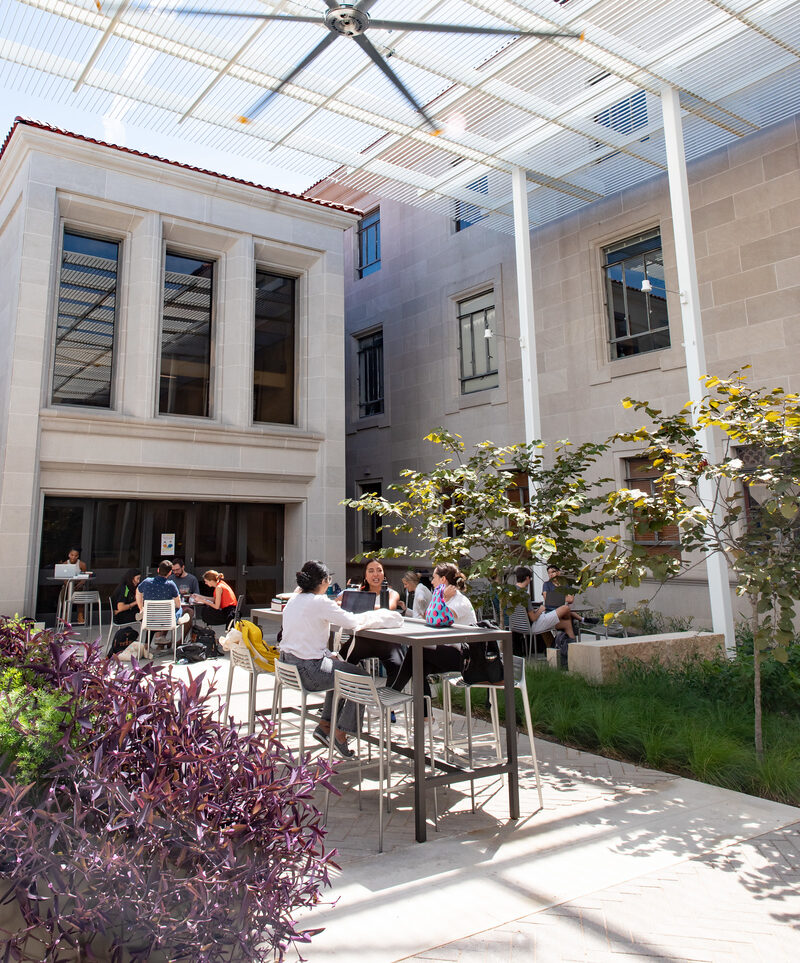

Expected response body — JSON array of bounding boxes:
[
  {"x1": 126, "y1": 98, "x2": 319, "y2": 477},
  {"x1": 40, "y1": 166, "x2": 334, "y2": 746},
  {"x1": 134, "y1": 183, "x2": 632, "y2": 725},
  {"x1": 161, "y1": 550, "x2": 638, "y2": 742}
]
[{"x1": 0, "y1": 619, "x2": 338, "y2": 962}]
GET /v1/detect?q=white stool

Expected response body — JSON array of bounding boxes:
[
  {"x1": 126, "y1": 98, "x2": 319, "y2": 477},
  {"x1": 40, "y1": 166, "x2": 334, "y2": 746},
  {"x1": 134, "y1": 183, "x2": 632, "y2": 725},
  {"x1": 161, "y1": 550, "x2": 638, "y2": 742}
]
[
  {"x1": 270, "y1": 658, "x2": 332, "y2": 754},
  {"x1": 64, "y1": 590, "x2": 103, "y2": 635}
]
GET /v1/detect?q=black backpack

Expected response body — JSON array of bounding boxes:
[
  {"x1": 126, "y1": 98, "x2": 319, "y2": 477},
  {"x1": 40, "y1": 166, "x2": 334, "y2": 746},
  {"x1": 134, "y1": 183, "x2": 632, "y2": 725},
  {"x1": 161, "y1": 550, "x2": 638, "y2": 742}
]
[
  {"x1": 191, "y1": 625, "x2": 223, "y2": 659},
  {"x1": 110, "y1": 626, "x2": 138, "y2": 656},
  {"x1": 460, "y1": 619, "x2": 504, "y2": 685}
]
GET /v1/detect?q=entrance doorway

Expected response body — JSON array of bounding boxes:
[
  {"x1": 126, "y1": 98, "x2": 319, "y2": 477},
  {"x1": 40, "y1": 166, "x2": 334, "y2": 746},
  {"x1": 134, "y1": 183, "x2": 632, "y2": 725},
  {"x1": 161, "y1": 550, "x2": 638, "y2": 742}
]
[{"x1": 37, "y1": 498, "x2": 284, "y2": 623}]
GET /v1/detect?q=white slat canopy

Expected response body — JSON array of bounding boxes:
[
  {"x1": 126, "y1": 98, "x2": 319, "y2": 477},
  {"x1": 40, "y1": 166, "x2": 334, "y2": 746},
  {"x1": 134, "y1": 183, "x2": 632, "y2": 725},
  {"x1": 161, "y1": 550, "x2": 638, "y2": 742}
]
[{"x1": 0, "y1": 0, "x2": 797, "y2": 228}]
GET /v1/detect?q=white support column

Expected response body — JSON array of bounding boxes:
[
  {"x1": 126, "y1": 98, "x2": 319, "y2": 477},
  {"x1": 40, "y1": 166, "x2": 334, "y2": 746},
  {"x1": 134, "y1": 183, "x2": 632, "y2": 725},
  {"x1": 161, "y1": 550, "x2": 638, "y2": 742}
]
[
  {"x1": 511, "y1": 166, "x2": 547, "y2": 592},
  {"x1": 661, "y1": 85, "x2": 735, "y2": 654},
  {"x1": 511, "y1": 166, "x2": 541, "y2": 445}
]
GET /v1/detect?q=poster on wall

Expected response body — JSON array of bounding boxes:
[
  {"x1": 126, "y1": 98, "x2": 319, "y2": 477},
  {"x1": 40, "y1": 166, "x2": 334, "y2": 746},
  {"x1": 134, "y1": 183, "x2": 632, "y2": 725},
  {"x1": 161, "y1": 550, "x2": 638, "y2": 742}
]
[{"x1": 160, "y1": 533, "x2": 176, "y2": 555}]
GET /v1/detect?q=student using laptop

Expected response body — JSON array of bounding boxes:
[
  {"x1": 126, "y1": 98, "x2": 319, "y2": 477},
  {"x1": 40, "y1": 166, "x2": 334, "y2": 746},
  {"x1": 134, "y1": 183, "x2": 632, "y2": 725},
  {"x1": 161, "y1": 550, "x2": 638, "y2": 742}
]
[
  {"x1": 59, "y1": 547, "x2": 88, "y2": 624},
  {"x1": 343, "y1": 559, "x2": 404, "y2": 678}
]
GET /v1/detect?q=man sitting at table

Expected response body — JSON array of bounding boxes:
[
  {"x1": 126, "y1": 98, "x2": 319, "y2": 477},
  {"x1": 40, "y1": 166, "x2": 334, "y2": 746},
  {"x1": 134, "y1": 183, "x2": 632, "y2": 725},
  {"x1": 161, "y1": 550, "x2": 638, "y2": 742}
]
[
  {"x1": 512, "y1": 566, "x2": 577, "y2": 654},
  {"x1": 137, "y1": 559, "x2": 188, "y2": 645},
  {"x1": 170, "y1": 557, "x2": 198, "y2": 636}
]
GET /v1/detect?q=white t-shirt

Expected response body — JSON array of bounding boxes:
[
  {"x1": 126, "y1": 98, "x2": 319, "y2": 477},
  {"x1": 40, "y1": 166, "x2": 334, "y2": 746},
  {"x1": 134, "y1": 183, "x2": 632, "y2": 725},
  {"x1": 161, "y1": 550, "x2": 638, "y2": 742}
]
[
  {"x1": 445, "y1": 589, "x2": 478, "y2": 627},
  {"x1": 411, "y1": 583, "x2": 432, "y2": 619},
  {"x1": 280, "y1": 592, "x2": 365, "y2": 660}
]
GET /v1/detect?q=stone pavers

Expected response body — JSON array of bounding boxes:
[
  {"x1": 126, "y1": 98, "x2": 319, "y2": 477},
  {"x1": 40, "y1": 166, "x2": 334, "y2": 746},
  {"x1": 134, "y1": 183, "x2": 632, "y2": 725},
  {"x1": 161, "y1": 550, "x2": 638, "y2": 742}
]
[{"x1": 164, "y1": 656, "x2": 800, "y2": 962}]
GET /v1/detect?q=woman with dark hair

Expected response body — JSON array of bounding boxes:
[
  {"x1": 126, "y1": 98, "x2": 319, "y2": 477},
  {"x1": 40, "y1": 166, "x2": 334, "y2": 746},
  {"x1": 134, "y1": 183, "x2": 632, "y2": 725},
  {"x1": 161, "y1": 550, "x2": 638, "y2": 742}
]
[
  {"x1": 343, "y1": 558, "x2": 405, "y2": 679},
  {"x1": 111, "y1": 569, "x2": 141, "y2": 625},
  {"x1": 280, "y1": 560, "x2": 371, "y2": 758},
  {"x1": 388, "y1": 563, "x2": 476, "y2": 720}
]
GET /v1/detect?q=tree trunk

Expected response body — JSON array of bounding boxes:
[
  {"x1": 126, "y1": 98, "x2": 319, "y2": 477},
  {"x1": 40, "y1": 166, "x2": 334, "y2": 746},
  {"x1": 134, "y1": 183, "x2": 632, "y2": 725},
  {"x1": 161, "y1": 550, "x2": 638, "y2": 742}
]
[{"x1": 751, "y1": 596, "x2": 764, "y2": 761}]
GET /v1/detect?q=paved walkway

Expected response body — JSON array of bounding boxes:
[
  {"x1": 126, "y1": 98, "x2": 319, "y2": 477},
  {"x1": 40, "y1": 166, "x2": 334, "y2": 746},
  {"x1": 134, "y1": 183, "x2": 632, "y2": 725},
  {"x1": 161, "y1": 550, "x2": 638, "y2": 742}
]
[{"x1": 156, "y1": 653, "x2": 799, "y2": 962}]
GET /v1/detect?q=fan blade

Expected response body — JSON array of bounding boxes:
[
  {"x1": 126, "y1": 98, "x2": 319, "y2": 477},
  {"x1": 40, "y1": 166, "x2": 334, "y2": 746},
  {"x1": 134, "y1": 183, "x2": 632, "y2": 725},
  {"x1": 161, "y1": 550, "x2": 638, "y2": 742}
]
[
  {"x1": 238, "y1": 31, "x2": 338, "y2": 123},
  {"x1": 354, "y1": 0, "x2": 381, "y2": 12},
  {"x1": 353, "y1": 34, "x2": 440, "y2": 133},
  {"x1": 147, "y1": 7, "x2": 325, "y2": 24},
  {"x1": 368, "y1": 20, "x2": 583, "y2": 39}
]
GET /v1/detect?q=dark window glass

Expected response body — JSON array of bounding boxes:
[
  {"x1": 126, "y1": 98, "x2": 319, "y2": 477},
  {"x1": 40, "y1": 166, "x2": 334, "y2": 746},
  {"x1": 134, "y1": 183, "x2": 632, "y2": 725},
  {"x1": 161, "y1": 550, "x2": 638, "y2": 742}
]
[
  {"x1": 91, "y1": 500, "x2": 143, "y2": 568},
  {"x1": 455, "y1": 174, "x2": 488, "y2": 232},
  {"x1": 358, "y1": 209, "x2": 380, "y2": 277},
  {"x1": 254, "y1": 271, "x2": 295, "y2": 424},
  {"x1": 359, "y1": 481, "x2": 383, "y2": 553},
  {"x1": 357, "y1": 330, "x2": 384, "y2": 417},
  {"x1": 457, "y1": 290, "x2": 498, "y2": 393},
  {"x1": 160, "y1": 251, "x2": 214, "y2": 416},
  {"x1": 52, "y1": 231, "x2": 119, "y2": 408},
  {"x1": 603, "y1": 231, "x2": 670, "y2": 359}
]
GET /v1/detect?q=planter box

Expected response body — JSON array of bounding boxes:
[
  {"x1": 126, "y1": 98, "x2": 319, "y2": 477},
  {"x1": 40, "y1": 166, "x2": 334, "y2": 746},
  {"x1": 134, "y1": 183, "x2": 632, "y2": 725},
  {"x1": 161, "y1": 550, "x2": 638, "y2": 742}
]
[{"x1": 567, "y1": 631, "x2": 725, "y2": 683}]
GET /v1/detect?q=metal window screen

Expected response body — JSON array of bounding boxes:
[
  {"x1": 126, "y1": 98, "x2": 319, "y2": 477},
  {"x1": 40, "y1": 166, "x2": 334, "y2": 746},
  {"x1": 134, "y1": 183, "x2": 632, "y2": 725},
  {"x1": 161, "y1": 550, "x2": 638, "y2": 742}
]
[
  {"x1": 357, "y1": 330, "x2": 384, "y2": 417},
  {"x1": 52, "y1": 231, "x2": 119, "y2": 408}
]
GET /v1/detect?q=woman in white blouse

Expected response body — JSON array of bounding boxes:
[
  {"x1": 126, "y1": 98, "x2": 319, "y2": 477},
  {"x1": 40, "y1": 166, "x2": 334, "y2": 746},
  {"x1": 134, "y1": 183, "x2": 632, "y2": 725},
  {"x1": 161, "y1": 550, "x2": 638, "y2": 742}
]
[
  {"x1": 388, "y1": 563, "x2": 476, "y2": 714},
  {"x1": 280, "y1": 560, "x2": 369, "y2": 758},
  {"x1": 400, "y1": 570, "x2": 432, "y2": 620}
]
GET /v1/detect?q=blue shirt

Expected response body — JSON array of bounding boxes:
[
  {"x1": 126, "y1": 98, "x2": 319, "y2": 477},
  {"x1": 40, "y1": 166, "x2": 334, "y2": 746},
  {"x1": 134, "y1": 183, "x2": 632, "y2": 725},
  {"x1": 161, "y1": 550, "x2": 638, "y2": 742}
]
[{"x1": 138, "y1": 575, "x2": 180, "y2": 603}]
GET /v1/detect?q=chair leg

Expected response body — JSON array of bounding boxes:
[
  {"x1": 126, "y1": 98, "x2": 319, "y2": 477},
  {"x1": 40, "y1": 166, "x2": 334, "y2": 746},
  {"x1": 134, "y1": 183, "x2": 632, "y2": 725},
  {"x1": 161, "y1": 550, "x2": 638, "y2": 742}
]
[
  {"x1": 248, "y1": 672, "x2": 257, "y2": 735},
  {"x1": 298, "y1": 689, "x2": 306, "y2": 756},
  {"x1": 464, "y1": 687, "x2": 476, "y2": 812},
  {"x1": 378, "y1": 711, "x2": 385, "y2": 853},
  {"x1": 488, "y1": 689, "x2": 503, "y2": 763},
  {"x1": 270, "y1": 677, "x2": 282, "y2": 740},
  {"x1": 520, "y1": 680, "x2": 544, "y2": 810},
  {"x1": 223, "y1": 661, "x2": 234, "y2": 723}
]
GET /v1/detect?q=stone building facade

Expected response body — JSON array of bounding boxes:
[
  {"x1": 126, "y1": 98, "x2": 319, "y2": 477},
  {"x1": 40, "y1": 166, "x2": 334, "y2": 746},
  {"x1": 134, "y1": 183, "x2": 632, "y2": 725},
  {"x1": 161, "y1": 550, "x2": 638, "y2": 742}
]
[{"x1": 0, "y1": 119, "x2": 357, "y2": 620}]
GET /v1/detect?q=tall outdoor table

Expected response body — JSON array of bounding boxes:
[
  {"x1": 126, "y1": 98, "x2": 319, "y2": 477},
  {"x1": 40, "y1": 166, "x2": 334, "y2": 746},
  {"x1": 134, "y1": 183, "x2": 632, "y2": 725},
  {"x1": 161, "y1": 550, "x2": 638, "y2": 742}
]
[
  {"x1": 250, "y1": 608, "x2": 520, "y2": 843},
  {"x1": 352, "y1": 621, "x2": 519, "y2": 843}
]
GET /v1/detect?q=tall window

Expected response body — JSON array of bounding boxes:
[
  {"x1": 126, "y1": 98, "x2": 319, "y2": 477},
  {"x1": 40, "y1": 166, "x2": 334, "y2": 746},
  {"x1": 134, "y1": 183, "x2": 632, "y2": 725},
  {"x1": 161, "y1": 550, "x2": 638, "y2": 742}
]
[
  {"x1": 458, "y1": 291, "x2": 498, "y2": 394},
  {"x1": 52, "y1": 230, "x2": 119, "y2": 408},
  {"x1": 357, "y1": 329, "x2": 384, "y2": 417},
  {"x1": 357, "y1": 209, "x2": 380, "y2": 277},
  {"x1": 625, "y1": 457, "x2": 680, "y2": 558},
  {"x1": 358, "y1": 481, "x2": 383, "y2": 553},
  {"x1": 253, "y1": 270, "x2": 295, "y2": 425},
  {"x1": 160, "y1": 251, "x2": 214, "y2": 417},
  {"x1": 603, "y1": 230, "x2": 670, "y2": 359},
  {"x1": 454, "y1": 174, "x2": 488, "y2": 232}
]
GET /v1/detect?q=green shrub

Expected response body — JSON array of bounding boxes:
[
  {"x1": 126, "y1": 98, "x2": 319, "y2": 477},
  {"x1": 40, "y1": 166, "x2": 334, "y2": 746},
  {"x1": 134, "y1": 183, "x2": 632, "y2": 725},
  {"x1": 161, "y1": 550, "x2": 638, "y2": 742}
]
[{"x1": 0, "y1": 663, "x2": 72, "y2": 783}]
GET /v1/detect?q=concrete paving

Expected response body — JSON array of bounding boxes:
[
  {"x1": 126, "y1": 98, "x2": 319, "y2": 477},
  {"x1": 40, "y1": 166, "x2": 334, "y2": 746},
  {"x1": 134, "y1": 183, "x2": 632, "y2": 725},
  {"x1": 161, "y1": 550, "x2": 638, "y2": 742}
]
[{"x1": 98, "y1": 639, "x2": 800, "y2": 963}]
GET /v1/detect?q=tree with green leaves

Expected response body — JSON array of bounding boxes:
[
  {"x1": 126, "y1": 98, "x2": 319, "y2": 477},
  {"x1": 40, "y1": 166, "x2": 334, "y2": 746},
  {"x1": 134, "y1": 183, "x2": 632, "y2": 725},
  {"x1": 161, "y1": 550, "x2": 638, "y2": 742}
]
[
  {"x1": 607, "y1": 372, "x2": 800, "y2": 758},
  {"x1": 343, "y1": 428, "x2": 617, "y2": 623}
]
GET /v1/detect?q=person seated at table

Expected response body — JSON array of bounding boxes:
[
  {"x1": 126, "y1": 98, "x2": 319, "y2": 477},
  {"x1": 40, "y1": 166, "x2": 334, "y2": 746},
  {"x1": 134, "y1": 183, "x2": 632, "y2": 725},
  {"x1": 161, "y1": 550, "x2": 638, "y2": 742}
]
[
  {"x1": 190, "y1": 570, "x2": 237, "y2": 627},
  {"x1": 542, "y1": 563, "x2": 576, "y2": 611},
  {"x1": 343, "y1": 558, "x2": 405, "y2": 679},
  {"x1": 388, "y1": 563, "x2": 477, "y2": 722},
  {"x1": 170, "y1": 557, "x2": 200, "y2": 599},
  {"x1": 399, "y1": 570, "x2": 432, "y2": 619},
  {"x1": 136, "y1": 559, "x2": 187, "y2": 644},
  {"x1": 281, "y1": 559, "x2": 372, "y2": 758},
  {"x1": 514, "y1": 565, "x2": 577, "y2": 643},
  {"x1": 111, "y1": 568, "x2": 141, "y2": 625},
  {"x1": 61, "y1": 546, "x2": 89, "y2": 623}
]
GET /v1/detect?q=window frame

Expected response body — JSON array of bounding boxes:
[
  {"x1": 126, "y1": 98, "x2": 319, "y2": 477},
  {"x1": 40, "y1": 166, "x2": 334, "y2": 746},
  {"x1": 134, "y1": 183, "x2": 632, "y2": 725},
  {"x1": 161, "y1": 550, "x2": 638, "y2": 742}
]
[
  {"x1": 252, "y1": 268, "x2": 297, "y2": 426},
  {"x1": 51, "y1": 226, "x2": 122, "y2": 410},
  {"x1": 602, "y1": 229, "x2": 670, "y2": 360},
  {"x1": 357, "y1": 208, "x2": 381, "y2": 278},
  {"x1": 356, "y1": 328, "x2": 384, "y2": 418},
  {"x1": 357, "y1": 480, "x2": 383, "y2": 554},
  {"x1": 624, "y1": 456, "x2": 681, "y2": 558},
  {"x1": 456, "y1": 289, "x2": 499, "y2": 394},
  {"x1": 158, "y1": 247, "x2": 216, "y2": 420}
]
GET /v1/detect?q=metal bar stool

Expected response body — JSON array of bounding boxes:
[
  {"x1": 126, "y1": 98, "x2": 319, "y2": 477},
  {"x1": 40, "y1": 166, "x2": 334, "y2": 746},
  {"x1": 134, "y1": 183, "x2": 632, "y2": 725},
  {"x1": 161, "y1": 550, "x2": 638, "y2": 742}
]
[
  {"x1": 64, "y1": 590, "x2": 103, "y2": 635},
  {"x1": 270, "y1": 657, "x2": 332, "y2": 754},
  {"x1": 443, "y1": 655, "x2": 543, "y2": 810},
  {"x1": 326, "y1": 669, "x2": 437, "y2": 853},
  {"x1": 223, "y1": 642, "x2": 271, "y2": 735}
]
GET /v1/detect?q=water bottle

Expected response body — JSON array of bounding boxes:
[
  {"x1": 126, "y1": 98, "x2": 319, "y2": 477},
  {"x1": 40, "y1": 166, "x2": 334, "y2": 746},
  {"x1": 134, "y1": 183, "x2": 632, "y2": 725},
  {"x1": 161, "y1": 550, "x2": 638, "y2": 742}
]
[{"x1": 379, "y1": 578, "x2": 390, "y2": 609}]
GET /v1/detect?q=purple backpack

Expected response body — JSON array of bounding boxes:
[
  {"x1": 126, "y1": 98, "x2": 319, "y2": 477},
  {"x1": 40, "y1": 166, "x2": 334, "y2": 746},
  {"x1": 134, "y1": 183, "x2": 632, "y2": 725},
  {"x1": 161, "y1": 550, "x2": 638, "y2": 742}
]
[{"x1": 425, "y1": 584, "x2": 455, "y2": 628}]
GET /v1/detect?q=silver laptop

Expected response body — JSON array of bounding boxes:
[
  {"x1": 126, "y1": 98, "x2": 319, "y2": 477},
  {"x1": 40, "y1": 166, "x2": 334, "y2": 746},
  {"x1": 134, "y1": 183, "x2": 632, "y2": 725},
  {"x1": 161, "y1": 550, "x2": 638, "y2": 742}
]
[{"x1": 54, "y1": 563, "x2": 79, "y2": 578}]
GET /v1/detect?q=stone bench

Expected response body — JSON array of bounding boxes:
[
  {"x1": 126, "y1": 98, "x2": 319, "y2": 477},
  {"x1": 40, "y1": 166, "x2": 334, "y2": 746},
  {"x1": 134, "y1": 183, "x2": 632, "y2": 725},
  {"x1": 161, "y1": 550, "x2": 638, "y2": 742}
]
[{"x1": 558, "y1": 631, "x2": 725, "y2": 683}]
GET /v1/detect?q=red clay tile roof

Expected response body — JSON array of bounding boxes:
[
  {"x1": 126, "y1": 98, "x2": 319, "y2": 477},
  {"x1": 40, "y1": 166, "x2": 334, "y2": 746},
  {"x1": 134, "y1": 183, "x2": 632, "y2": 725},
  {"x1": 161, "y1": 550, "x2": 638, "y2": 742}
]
[{"x1": 0, "y1": 117, "x2": 361, "y2": 215}]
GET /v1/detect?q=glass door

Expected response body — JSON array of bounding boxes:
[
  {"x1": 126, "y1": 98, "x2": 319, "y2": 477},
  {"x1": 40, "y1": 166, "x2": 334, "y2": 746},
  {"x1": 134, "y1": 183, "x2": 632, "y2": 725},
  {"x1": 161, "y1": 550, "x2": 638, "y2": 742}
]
[
  {"x1": 238, "y1": 505, "x2": 284, "y2": 611},
  {"x1": 145, "y1": 503, "x2": 191, "y2": 574}
]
